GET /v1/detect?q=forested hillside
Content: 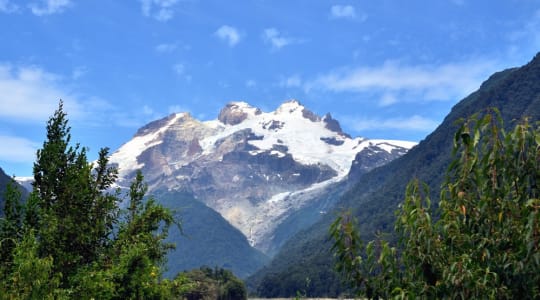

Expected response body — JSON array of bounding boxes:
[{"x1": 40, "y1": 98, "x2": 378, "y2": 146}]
[
  {"x1": 0, "y1": 168, "x2": 28, "y2": 214},
  {"x1": 250, "y1": 53, "x2": 540, "y2": 297},
  {"x1": 157, "y1": 190, "x2": 269, "y2": 279}
]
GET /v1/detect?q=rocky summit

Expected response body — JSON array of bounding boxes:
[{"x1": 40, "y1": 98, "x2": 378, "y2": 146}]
[{"x1": 108, "y1": 100, "x2": 416, "y2": 253}]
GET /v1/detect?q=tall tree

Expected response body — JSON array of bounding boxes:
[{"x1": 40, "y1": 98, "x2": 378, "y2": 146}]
[{"x1": 31, "y1": 101, "x2": 120, "y2": 283}]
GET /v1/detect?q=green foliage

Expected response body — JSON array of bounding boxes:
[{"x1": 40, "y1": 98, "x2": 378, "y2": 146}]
[
  {"x1": 177, "y1": 266, "x2": 248, "y2": 300},
  {"x1": 331, "y1": 112, "x2": 540, "y2": 298},
  {"x1": 0, "y1": 230, "x2": 66, "y2": 299},
  {"x1": 31, "y1": 101, "x2": 122, "y2": 281},
  {"x1": 0, "y1": 101, "x2": 181, "y2": 298}
]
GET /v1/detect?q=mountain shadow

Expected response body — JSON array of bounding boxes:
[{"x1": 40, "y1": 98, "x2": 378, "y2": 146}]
[{"x1": 155, "y1": 190, "x2": 269, "y2": 279}]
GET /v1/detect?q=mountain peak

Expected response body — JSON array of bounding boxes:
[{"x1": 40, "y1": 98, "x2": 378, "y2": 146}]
[
  {"x1": 218, "y1": 101, "x2": 262, "y2": 125},
  {"x1": 275, "y1": 99, "x2": 305, "y2": 114},
  {"x1": 109, "y1": 98, "x2": 416, "y2": 256},
  {"x1": 274, "y1": 99, "x2": 325, "y2": 123}
]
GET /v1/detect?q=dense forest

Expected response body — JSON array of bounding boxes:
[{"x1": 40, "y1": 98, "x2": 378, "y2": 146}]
[{"x1": 0, "y1": 102, "x2": 247, "y2": 299}]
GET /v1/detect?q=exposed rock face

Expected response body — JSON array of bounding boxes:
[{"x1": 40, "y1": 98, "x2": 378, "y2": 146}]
[
  {"x1": 109, "y1": 100, "x2": 416, "y2": 253},
  {"x1": 302, "y1": 107, "x2": 321, "y2": 122},
  {"x1": 347, "y1": 141, "x2": 414, "y2": 181},
  {"x1": 218, "y1": 102, "x2": 262, "y2": 125},
  {"x1": 323, "y1": 113, "x2": 351, "y2": 138}
]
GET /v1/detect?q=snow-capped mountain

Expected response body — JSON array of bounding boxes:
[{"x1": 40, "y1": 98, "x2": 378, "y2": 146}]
[{"x1": 109, "y1": 100, "x2": 416, "y2": 253}]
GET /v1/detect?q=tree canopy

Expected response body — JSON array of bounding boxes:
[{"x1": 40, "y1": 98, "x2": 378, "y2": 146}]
[{"x1": 331, "y1": 111, "x2": 540, "y2": 299}]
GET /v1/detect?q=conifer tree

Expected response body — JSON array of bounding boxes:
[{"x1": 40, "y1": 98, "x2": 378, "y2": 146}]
[{"x1": 31, "y1": 101, "x2": 120, "y2": 283}]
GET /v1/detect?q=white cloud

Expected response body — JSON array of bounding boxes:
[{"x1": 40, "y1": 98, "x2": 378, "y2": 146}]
[
  {"x1": 155, "y1": 43, "x2": 177, "y2": 53},
  {"x1": 0, "y1": 0, "x2": 18, "y2": 13},
  {"x1": 0, "y1": 64, "x2": 83, "y2": 122},
  {"x1": 0, "y1": 63, "x2": 165, "y2": 134},
  {"x1": 215, "y1": 25, "x2": 241, "y2": 47},
  {"x1": 330, "y1": 5, "x2": 356, "y2": 19},
  {"x1": 140, "y1": 0, "x2": 179, "y2": 22},
  {"x1": 344, "y1": 115, "x2": 439, "y2": 132},
  {"x1": 263, "y1": 28, "x2": 298, "y2": 50},
  {"x1": 29, "y1": 0, "x2": 71, "y2": 16},
  {"x1": 307, "y1": 59, "x2": 498, "y2": 104},
  {"x1": 0, "y1": 135, "x2": 39, "y2": 163}
]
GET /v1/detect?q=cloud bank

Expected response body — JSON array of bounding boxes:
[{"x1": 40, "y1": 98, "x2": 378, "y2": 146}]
[
  {"x1": 0, "y1": 64, "x2": 81, "y2": 122},
  {"x1": 307, "y1": 59, "x2": 498, "y2": 104}
]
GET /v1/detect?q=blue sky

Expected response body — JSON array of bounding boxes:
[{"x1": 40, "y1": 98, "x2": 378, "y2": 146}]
[{"x1": 1, "y1": 0, "x2": 539, "y2": 177}]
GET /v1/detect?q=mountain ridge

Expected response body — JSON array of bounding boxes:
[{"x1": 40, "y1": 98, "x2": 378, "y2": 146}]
[
  {"x1": 249, "y1": 53, "x2": 540, "y2": 297},
  {"x1": 108, "y1": 99, "x2": 415, "y2": 254}
]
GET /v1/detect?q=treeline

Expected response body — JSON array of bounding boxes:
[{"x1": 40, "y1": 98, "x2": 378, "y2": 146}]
[{"x1": 0, "y1": 102, "x2": 247, "y2": 299}]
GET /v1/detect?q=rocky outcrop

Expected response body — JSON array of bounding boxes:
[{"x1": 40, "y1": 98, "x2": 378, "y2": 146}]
[
  {"x1": 323, "y1": 113, "x2": 351, "y2": 138},
  {"x1": 218, "y1": 102, "x2": 262, "y2": 125}
]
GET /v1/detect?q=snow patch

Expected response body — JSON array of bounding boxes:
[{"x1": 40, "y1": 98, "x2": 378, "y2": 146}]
[{"x1": 109, "y1": 113, "x2": 183, "y2": 177}]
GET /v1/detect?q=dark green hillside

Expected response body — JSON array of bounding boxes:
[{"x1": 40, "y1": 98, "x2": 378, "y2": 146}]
[
  {"x1": 250, "y1": 53, "x2": 540, "y2": 297},
  {"x1": 0, "y1": 168, "x2": 12, "y2": 199},
  {"x1": 156, "y1": 191, "x2": 269, "y2": 279},
  {"x1": 0, "y1": 168, "x2": 28, "y2": 214}
]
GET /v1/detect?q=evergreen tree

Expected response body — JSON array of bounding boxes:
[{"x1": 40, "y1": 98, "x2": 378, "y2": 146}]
[
  {"x1": 31, "y1": 101, "x2": 120, "y2": 283},
  {"x1": 108, "y1": 170, "x2": 176, "y2": 299}
]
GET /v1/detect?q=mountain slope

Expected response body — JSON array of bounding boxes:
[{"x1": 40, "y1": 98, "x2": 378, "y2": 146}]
[
  {"x1": 0, "y1": 168, "x2": 12, "y2": 210},
  {"x1": 156, "y1": 190, "x2": 268, "y2": 279},
  {"x1": 108, "y1": 100, "x2": 414, "y2": 254},
  {"x1": 0, "y1": 168, "x2": 29, "y2": 214},
  {"x1": 250, "y1": 53, "x2": 540, "y2": 297}
]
